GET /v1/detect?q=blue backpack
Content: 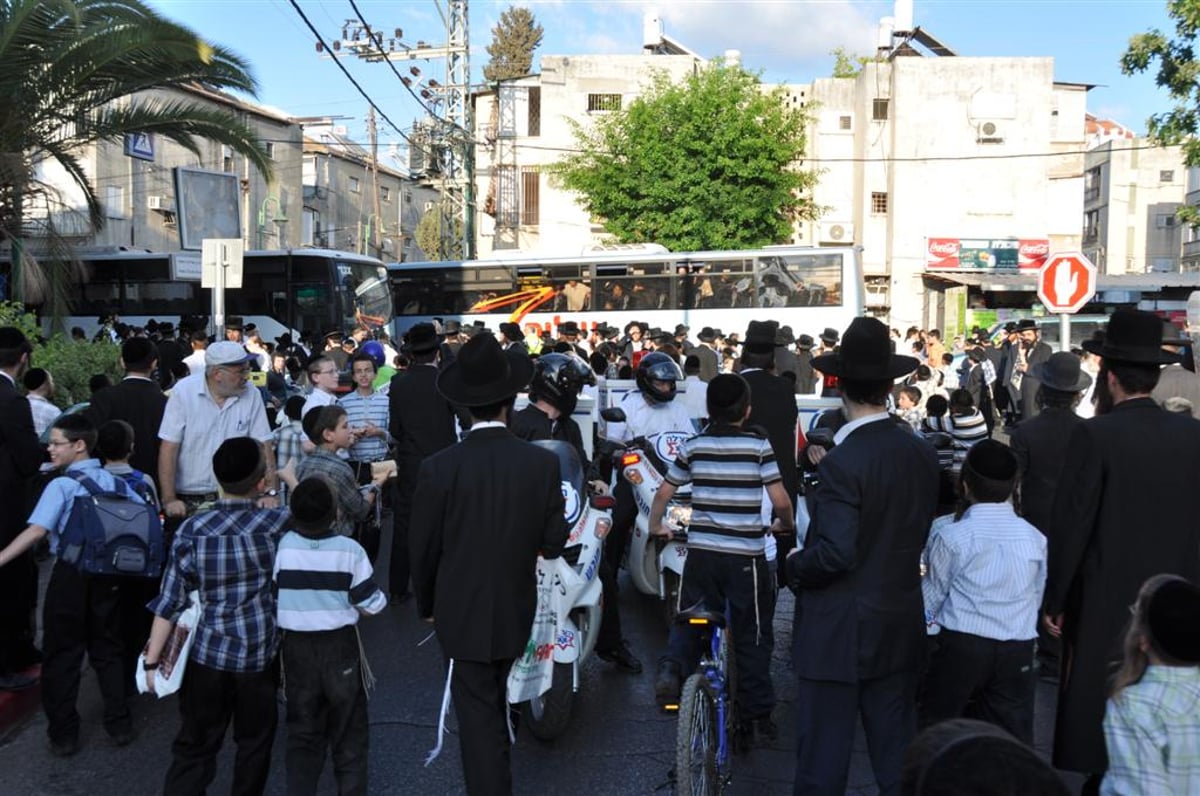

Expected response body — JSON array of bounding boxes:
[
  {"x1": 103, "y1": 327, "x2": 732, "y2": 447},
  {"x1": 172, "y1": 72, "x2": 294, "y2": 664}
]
[{"x1": 58, "y1": 472, "x2": 164, "y2": 578}]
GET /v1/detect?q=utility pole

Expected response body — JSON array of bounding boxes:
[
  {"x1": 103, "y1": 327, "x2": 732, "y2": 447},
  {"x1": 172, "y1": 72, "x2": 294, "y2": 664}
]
[
  {"x1": 326, "y1": 1, "x2": 474, "y2": 260},
  {"x1": 368, "y1": 106, "x2": 382, "y2": 258}
]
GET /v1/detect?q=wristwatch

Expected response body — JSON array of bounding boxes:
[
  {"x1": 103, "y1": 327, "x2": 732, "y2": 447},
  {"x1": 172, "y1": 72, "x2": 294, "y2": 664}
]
[
  {"x1": 265, "y1": 488, "x2": 279, "y2": 498},
  {"x1": 143, "y1": 660, "x2": 159, "y2": 671}
]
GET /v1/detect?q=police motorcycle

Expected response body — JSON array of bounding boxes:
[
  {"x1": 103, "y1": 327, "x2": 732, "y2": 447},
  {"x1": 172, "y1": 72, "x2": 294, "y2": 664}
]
[
  {"x1": 599, "y1": 404, "x2": 693, "y2": 625},
  {"x1": 516, "y1": 355, "x2": 616, "y2": 741}
]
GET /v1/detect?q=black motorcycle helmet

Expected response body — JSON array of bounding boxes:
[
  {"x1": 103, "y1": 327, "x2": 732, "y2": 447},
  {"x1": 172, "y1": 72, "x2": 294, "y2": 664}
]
[
  {"x1": 530, "y1": 353, "x2": 596, "y2": 415},
  {"x1": 635, "y1": 352, "x2": 683, "y2": 403}
]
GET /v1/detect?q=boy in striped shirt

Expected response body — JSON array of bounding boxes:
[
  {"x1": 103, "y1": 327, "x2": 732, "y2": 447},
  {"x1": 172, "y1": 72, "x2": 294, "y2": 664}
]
[
  {"x1": 275, "y1": 478, "x2": 387, "y2": 795},
  {"x1": 650, "y1": 373, "x2": 795, "y2": 745}
]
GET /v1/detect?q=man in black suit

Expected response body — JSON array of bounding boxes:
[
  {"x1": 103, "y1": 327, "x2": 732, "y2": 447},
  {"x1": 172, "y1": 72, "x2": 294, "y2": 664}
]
[
  {"x1": 0, "y1": 328, "x2": 46, "y2": 689},
  {"x1": 739, "y1": 321, "x2": 800, "y2": 582},
  {"x1": 786, "y1": 317, "x2": 939, "y2": 796},
  {"x1": 794, "y1": 335, "x2": 817, "y2": 394},
  {"x1": 410, "y1": 334, "x2": 565, "y2": 796},
  {"x1": 1044, "y1": 309, "x2": 1200, "y2": 789},
  {"x1": 388, "y1": 323, "x2": 458, "y2": 602},
  {"x1": 773, "y1": 325, "x2": 800, "y2": 384},
  {"x1": 85, "y1": 337, "x2": 167, "y2": 490},
  {"x1": 693, "y1": 327, "x2": 720, "y2": 382},
  {"x1": 1013, "y1": 319, "x2": 1054, "y2": 421}
]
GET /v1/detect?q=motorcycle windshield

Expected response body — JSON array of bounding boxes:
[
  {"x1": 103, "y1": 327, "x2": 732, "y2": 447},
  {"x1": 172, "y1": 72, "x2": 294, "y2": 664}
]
[{"x1": 530, "y1": 440, "x2": 587, "y2": 522}]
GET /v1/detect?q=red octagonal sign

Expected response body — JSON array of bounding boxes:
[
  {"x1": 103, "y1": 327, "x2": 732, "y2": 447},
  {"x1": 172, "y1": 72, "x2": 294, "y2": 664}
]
[{"x1": 1038, "y1": 252, "x2": 1097, "y2": 314}]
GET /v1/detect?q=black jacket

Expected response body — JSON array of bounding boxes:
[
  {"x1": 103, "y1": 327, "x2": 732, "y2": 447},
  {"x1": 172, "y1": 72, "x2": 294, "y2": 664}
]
[
  {"x1": 409, "y1": 427, "x2": 567, "y2": 661},
  {"x1": 85, "y1": 376, "x2": 168, "y2": 489}
]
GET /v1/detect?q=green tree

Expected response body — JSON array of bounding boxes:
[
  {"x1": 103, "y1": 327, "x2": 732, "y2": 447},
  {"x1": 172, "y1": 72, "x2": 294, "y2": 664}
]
[
  {"x1": 830, "y1": 47, "x2": 873, "y2": 78},
  {"x1": 414, "y1": 204, "x2": 463, "y2": 261},
  {"x1": 0, "y1": 0, "x2": 273, "y2": 308},
  {"x1": 555, "y1": 64, "x2": 817, "y2": 251},
  {"x1": 1122, "y1": 0, "x2": 1200, "y2": 221},
  {"x1": 483, "y1": 6, "x2": 544, "y2": 82}
]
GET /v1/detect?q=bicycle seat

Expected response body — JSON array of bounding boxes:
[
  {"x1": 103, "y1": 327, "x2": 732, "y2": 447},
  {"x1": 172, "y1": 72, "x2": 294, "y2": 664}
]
[{"x1": 676, "y1": 604, "x2": 726, "y2": 629}]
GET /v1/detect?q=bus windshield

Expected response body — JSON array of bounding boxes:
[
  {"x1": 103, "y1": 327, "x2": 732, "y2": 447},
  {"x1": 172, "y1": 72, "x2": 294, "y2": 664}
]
[{"x1": 337, "y1": 259, "x2": 391, "y2": 330}]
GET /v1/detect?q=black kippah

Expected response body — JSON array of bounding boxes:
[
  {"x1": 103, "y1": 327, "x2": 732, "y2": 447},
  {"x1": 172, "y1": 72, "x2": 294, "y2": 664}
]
[
  {"x1": 1148, "y1": 579, "x2": 1200, "y2": 664},
  {"x1": 707, "y1": 373, "x2": 748, "y2": 413},
  {"x1": 121, "y1": 336, "x2": 156, "y2": 365},
  {"x1": 963, "y1": 439, "x2": 1017, "y2": 482},
  {"x1": 212, "y1": 437, "x2": 262, "y2": 486},
  {"x1": 289, "y1": 478, "x2": 336, "y2": 530}
]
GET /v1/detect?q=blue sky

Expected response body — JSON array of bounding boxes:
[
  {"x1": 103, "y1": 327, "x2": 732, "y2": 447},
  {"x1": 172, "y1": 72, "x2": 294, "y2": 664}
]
[{"x1": 150, "y1": 0, "x2": 1176, "y2": 165}]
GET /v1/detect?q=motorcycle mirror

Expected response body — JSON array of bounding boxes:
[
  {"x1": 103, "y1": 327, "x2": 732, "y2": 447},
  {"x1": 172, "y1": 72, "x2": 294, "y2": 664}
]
[
  {"x1": 806, "y1": 428, "x2": 835, "y2": 447},
  {"x1": 600, "y1": 407, "x2": 626, "y2": 423}
]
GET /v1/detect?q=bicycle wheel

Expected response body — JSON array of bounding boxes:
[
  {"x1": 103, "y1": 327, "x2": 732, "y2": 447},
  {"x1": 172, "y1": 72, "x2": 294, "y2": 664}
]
[
  {"x1": 675, "y1": 673, "x2": 718, "y2": 796},
  {"x1": 716, "y1": 625, "x2": 737, "y2": 747}
]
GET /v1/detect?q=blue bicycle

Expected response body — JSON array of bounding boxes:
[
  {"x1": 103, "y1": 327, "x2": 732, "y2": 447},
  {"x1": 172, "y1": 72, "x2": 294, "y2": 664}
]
[{"x1": 669, "y1": 606, "x2": 736, "y2": 795}]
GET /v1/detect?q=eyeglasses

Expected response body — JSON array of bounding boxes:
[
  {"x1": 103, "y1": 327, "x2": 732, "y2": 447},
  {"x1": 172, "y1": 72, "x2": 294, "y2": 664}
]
[
  {"x1": 319, "y1": 369, "x2": 339, "y2": 376},
  {"x1": 220, "y1": 365, "x2": 251, "y2": 375}
]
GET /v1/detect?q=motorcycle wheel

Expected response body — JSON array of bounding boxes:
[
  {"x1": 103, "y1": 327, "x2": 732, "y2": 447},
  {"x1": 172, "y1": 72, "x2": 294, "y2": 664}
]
[
  {"x1": 525, "y1": 662, "x2": 574, "y2": 741},
  {"x1": 663, "y1": 569, "x2": 681, "y2": 628}
]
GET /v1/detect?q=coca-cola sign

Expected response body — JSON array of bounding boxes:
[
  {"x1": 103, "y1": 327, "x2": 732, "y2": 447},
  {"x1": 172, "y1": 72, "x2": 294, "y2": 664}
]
[{"x1": 926, "y1": 237, "x2": 1050, "y2": 270}]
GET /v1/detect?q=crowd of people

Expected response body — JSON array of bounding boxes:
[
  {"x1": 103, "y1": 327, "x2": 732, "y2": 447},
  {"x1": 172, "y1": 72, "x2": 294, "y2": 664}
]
[{"x1": 0, "y1": 305, "x2": 1198, "y2": 796}]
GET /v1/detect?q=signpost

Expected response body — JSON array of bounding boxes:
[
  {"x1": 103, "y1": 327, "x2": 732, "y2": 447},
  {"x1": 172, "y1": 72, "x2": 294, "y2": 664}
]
[
  {"x1": 201, "y1": 239, "x2": 244, "y2": 338},
  {"x1": 1037, "y1": 252, "x2": 1097, "y2": 351}
]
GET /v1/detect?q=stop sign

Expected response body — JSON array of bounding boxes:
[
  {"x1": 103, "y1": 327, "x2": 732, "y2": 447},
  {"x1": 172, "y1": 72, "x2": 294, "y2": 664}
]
[{"x1": 1038, "y1": 252, "x2": 1097, "y2": 314}]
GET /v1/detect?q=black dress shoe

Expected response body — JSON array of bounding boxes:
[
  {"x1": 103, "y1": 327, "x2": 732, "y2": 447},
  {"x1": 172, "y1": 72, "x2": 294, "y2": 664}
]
[
  {"x1": 48, "y1": 737, "x2": 80, "y2": 758},
  {"x1": 0, "y1": 671, "x2": 38, "y2": 691},
  {"x1": 597, "y1": 640, "x2": 643, "y2": 674}
]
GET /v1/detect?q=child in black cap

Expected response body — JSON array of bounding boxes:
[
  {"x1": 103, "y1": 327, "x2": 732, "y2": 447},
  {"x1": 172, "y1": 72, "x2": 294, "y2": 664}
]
[
  {"x1": 919, "y1": 439, "x2": 1046, "y2": 744},
  {"x1": 1102, "y1": 575, "x2": 1200, "y2": 794},
  {"x1": 275, "y1": 478, "x2": 386, "y2": 795}
]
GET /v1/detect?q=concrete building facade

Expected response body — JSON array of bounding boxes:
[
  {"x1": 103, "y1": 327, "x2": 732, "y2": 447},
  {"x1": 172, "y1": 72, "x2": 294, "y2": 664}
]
[
  {"x1": 472, "y1": 53, "x2": 701, "y2": 256},
  {"x1": 1084, "y1": 138, "x2": 1187, "y2": 275}
]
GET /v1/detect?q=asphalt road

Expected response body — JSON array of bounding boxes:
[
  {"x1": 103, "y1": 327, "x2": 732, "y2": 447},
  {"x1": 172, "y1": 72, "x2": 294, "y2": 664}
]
[{"x1": 2, "y1": 525, "x2": 1081, "y2": 795}]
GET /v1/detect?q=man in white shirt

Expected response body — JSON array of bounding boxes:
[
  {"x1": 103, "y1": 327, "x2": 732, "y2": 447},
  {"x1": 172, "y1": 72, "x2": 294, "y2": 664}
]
[
  {"x1": 22, "y1": 368, "x2": 61, "y2": 437},
  {"x1": 678, "y1": 355, "x2": 709, "y2": 425},
  {"x1": 158, "y1": 341, "x2": 278, "y2": 520},
  {"x1": 182, "y1": 331, "x2": 208, "y2": 377}
]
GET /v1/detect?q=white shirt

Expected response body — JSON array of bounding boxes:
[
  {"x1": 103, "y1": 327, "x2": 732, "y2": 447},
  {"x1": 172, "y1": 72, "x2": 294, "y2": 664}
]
[
  {"x1": 302, "y1": 388, "x2": 338, "y2": 419},
  {"x1": 27, "y1": 394, "x2": 62, "y2": 436},
  {"x1": 183, "y1": 349, "x2": 206, "y2": 376},
  {"x1": 606, "y1": 389, "x2": 697, "y2": 443},
  {"x1": 921, "y1": 503, "x2": 1047, "y2": 641},
  {"x1": 158, "y1": 372, "x2": 273, "y2": 494},
  {"x1": 679, "y1": 375, "x2": 709, "y2": 423},
  {"x1": 833, "y1": 411, "x2": 891, "y2": 446}
]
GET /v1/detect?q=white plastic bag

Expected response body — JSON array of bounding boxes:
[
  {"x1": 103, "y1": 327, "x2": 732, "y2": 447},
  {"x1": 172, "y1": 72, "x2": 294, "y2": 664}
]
[
  {"x1": 137, "y1": 590, "x2": 200, "y2": 698},
  {"x1": 507, "y1": 557, "x2": 572, "y2": 704}
]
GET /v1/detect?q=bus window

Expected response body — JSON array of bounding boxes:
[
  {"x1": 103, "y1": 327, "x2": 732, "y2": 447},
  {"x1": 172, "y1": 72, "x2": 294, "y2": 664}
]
[
  {"x1": 392, "y1": 270, "x2": 445, "y2": 316},
  {"x1": 294, "y1": 284, "x2": 330, "y2": 336},
  {"x1": 76, "y1": 264, "x2": 123, "y2": 317},
  {"x1": 123, "y1": 259, "x2": 198, "y2": 315},
  {"x1": 595, "y1": 261, "x2": 676, "y2": 312},
  {"x1": 540, "y1": 262, "x2": 591, "y2": 312},
  {"x1": 337, "y1": 261, "x2": 391, "y2": 329},
  {"x1": 759, "y1": 252, "x2": 843, "y2": 307},
  {"x1": 694, "y1": 258, "x2": 755, "y2": 308},
  {"x1": 228, "y1": 256, "x2": 285, "y2": 317},
  {"x1": 460, "y1": 264, "x2": 516, "y2": 314}
]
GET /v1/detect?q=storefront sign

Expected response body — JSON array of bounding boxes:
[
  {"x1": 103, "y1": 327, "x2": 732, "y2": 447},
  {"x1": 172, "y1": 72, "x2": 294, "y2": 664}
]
[{"x1": 926, "y1": 237, "x2": 1050, "y2": 271}]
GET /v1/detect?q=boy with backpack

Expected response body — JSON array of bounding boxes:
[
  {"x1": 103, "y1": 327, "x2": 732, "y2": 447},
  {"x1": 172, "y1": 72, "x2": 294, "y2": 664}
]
[
  {"x1": 96, "y1": 419, "x2": 162, "y2": 700},
  {"x1": 275, "y1": 477, "x2": 387, "y2": 794},
  {"x1": 0, "y1": 414, "x2": 155, "y2": 756}
]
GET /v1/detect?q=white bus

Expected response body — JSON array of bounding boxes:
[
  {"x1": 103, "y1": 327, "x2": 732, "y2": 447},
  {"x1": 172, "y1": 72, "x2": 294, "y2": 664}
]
[
  {"x1": 4, "y1": 248, "x2": 393, "y2": 341},
  {"x1": 387, "y1": 245, "x2": 863, "y2": 341}
]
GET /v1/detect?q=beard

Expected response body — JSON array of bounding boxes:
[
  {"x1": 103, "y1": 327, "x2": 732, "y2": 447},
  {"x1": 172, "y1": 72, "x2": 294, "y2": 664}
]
[{"x1": 1092, "y1": 362, "x2": 1114, "y2": 416}]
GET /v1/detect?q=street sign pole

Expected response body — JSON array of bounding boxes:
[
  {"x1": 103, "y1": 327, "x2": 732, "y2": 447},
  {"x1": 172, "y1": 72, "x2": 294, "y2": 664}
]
[
  {"x1": 1060, "y1": 313, "x2": 1070, "y2": 354},
  {"x1": 1038, "y1": 252, "x2": 1098, "y2": 351},
  {"x1": 202, "y1": 239, "x2": 244, "y2": 339}
]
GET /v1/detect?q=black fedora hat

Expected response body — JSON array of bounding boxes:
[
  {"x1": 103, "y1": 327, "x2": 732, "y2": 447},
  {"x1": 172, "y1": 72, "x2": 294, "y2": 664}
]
[
  {"x1": 819, "y1": 327, "x2": 840, "y2": 345},
  {"x1": 797, "y1": 334, "x2": 815, "y2": 350},
  {"x1": 404, "y1": 322, "x2": 441, "y2": 354},
  {"x1": 697, "y1": 326, "x2": 718, "y2": 343},
  {"x1": 226, "y1": 316, "x2": 245, "y2": 331},
  {"x1": 1015, "y1": 319, "x2": 1039, "y2": 333},
  {"x1": 1031, "y1": 352, "x2": 1092, "y2": 393},
  {"x1": 558, "y1": 320, "x2": 581, "y2": 337},
  {"x1": 437, "y1": 334, "x2": 533, "y2": 407},
  {"x1": 442, "y1": 320, "x2": 462, "y2": 335},
  {"x1": 777, "y1": 325, "x2": 796, "y2": 346},
  {"x1": 499, "y1": 322, "x2": 523, "y2": 343},
  {"x1": 744, "y1": 320, "x2": 781, "y2": 351},
  {"x1": 1083, "y1": 309, "x2": 1180, "y2": 364},
  {"x1": 811, "y1": 317, "x2": 919, "y2": 380}
]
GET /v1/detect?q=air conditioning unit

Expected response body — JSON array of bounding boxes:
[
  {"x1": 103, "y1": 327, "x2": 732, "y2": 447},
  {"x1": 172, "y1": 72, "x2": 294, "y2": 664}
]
[
  {"x1": 976, "y1": 120, "x2": 1005, "y2": 143},
  {"x1": 147, "y1": 195, "x2": 174, "y2": 213},
  {"x1": 820, "y1": 222, "x2": 854, "y2": 243}
]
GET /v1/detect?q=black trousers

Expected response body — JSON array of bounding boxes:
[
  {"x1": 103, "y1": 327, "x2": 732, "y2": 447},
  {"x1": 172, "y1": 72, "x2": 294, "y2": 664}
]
[
  {"x1": 661, "y1": 548, "x2": 776, "y2": 719},
  {"x1": 348, "y1": 461, "x2": 382, "y2": 564},
  {"x1": 596, "y1": 478, "x2": 635, "y2": 652},
  {"x1": 117, "y1": 575, "x2": 160, "y2": 699},
  {"x1": 793, "y1": 670, "x2": 917, "y2": 796},
  {"x1": 450, "y1": 658, "x2": 515, "y2": 796},
  {"x1": 163, "y1": 659, "x2": 279, "y2": 796},
  {"x1": 282, "y1": 627, "x2": 369, "y2": 796},
  {"x1": 0, "y1": 544, "x2": 39, "y2": 674},
  {"x1": 41, "y1": 561, "x2": 130, "y2": 745},
  {"x1": 389, "y1": 456, "x2": 418, "y2": 597},
  {"x1": 917, "y1": 628, "x2": 1037, "y2": 745}
]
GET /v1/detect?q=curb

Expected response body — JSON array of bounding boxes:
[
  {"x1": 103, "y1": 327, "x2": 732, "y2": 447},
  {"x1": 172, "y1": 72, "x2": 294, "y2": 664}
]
[{"x1": 0, "y1": 666, "x2": 42, "y2": 745}]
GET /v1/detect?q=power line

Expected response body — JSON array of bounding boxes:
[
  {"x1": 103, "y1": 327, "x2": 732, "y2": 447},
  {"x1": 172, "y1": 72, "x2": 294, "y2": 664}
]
[
  {"x1": 345, "y1": 0, "x2": 442, "y2": 121},
  {"x1": 285, "y1": 0, "x2": 415, "y2": 148}
]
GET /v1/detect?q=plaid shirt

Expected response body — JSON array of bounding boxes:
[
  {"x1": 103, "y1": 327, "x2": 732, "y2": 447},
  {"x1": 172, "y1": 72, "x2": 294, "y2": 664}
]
[
  {"x1": 147, "y1": 500, "x2": 290, "y2": 673},
  {"x1": 1102, "y1": 666, "x2": 1200, "y2": 796},
  {"x1": 295, "y1": 449, "x2": 372, "y2": 536}
]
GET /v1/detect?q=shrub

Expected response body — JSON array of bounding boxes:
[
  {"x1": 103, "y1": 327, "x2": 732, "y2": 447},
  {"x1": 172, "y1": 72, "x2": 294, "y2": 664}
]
[{"x1": 0, "y1": 301, "x2": 123, "y2": 408}]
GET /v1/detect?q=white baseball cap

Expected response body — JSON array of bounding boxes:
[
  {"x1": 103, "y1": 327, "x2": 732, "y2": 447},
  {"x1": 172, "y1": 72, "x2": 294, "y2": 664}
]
[{"x1": 205, "y1": 341, "x2": 258, "y2": 368}]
